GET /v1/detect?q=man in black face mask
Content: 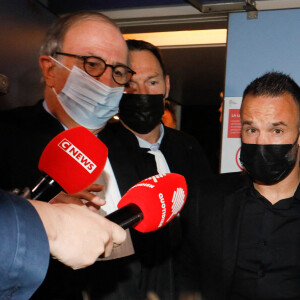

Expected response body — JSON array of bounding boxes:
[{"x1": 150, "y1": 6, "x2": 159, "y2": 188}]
[
  {"x1": 176, "y1": 71, "x2": 300, "y2": 300},
  {"x1": 90, "y1": 39, "x2": 212, "y2": 300}
]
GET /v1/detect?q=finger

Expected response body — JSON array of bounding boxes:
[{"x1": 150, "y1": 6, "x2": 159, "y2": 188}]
[
  {"x1": 111, "y1": 223, "x2": 127, "y2": 245},
  {"x1": 82, "y1": 183, "x2": 104, "y2": 193},
  {"x1": 50, "y1": 192, "x2": 84, "y2": 206},
  {"x1": 103, "y1": 239, "x2": 114, "y2": 257},
  {"x1": 72, "y1": 191, "x2": 105, "y2": 206},
  {"x1": 86, "y1": 202, "x2": 101, "y2": 212}
]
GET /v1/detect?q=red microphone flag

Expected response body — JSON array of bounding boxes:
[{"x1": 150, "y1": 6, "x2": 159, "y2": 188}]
[
  {"x1": 38, "y1": 126, "x2": 108, "y2": 194},
  {"x1": 118, "y1": 173, "x2": 187, "y2": 233}
]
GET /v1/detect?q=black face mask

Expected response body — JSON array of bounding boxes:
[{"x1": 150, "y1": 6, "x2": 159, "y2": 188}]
[
  {"x1": 119, "y1": 93, "x2": 164, "y2": 134},
  {"x1": 240, "y1": 136, "x2": 299, "y2": 185}
]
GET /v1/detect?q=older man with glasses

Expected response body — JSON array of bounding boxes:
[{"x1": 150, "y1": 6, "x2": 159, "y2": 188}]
[
  {"x1": 0, "y1": 11, "x2": 134, "y2": 192},
  {"x1": 0, "y1": 10, "x2": 133, "y2": 300}
]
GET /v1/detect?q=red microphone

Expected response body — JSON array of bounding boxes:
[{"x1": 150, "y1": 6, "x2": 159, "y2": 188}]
[
  {"x1": 106, "y1": 173, "x2": 187, "y2": 233},
  {"x1": 31, "y1": 126, "x2": 108, "y2": 201}
]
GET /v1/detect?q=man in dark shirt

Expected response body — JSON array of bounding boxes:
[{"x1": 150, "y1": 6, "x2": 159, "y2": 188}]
[{"x1": 176, "y1": 71, "x2": 300, "y2": 300}]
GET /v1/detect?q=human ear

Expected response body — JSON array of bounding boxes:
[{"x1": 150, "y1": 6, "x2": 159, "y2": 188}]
[
  {"x1": 39, "y1": 55, "x2": 56, "y2": 87},
  {"x1": 164, "y1": 75, "x2": 170, "y2": 99}
]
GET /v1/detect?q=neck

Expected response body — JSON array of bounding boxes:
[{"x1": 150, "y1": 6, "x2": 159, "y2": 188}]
[
  {"x1": 121, "y1": 121, "x2": 161, "y2": 144},
  {"x1": 253, "y1": 166, "x2": 300, "y2": 204}
]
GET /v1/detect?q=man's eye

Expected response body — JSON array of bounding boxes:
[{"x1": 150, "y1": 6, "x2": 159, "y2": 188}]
[
  {"x1": 274, "y1": 128, "x2": 283, "y2": 134},
  {"x1": 86, "y1": 61, "x2": 100, "y2": 68},
  {"x1": 150, "y1": 81, "x2": 157, "y2": 85},
  {"x1": 246, "y1": 128, "x2": 256, "y2": 133},
  {"x1": 113, "y1": 69, "x2": 125, "y2": 78}
]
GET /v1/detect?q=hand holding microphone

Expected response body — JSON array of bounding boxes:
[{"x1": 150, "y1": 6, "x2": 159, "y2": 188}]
[
  {"x1": 11, "y1": 126, "x2": 127, "y2": 264},
  {"x1": 30, "y1": 126, "x2": 108, "y2": 201},
  {"x1": 106, "y1": 173, "x2": 187, "y2": 232}
]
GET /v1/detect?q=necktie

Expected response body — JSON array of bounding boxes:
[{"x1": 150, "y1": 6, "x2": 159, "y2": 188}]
[
  {"x1": 95, "y1": 158, "x2": 134, "y2": 260},
  {"x1": 148, "y1": 150, "x2": 171, "y2": 174}
]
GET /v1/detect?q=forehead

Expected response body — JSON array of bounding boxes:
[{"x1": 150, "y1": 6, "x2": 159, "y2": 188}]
[
  {"x1": 62, "y1": 19, "x2": 128, "y2": 64},
  {"x1": 241, "y1": 93, "x2": 300, "y2": 124},
  {"x1": 129, "y1": 50, "x2": 164, "y2": 76}
]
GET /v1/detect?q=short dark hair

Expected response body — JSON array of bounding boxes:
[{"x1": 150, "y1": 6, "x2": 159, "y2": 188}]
[
  {"x1": 126, "y1": 39, "x2": 166, "y2": 76},
  {"x1": 243, "y1": 72, "x2": 300, "y2": 107}
]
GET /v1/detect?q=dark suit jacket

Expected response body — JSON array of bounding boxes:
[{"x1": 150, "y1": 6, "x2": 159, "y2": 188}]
[
  {"x1": 0, "y1": 101, "x2": 86, "y2": 299},
  {"x1": 0, "y1": 101, "x2": 212, "y2": 299},
  {"x1": 85, "y1": 122, "x2": 212, "y2": 300},
  {"x1": 176, "y1": 172, "x2": 251, "y2": 300},
  {"x1": 0, "y1": 100, "x2": 64, "y2": 191}
]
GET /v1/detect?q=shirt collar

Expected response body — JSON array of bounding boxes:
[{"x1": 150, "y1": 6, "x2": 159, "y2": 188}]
[
  {"x1": 136, "y1": 123, "x2": 164, "y2": 151},
  {"x1": 250, "y1": 182, "x2": 300, "y2": 209},
  {"x1": 43, "y1": 99, "x2": 68, "y2": 131}
]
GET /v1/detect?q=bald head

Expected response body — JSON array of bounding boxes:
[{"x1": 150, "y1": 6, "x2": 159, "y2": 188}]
[{"x1": 40, "y1": 11, "x2": 122, "y2": 58}]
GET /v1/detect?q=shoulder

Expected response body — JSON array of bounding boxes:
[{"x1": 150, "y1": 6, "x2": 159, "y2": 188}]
[
  {"x1": 181, "y1": 172, "x2": 249, "y2": 220},
  {"x1": 0, "y1": 100, "x2": 62, "y2": 133},
  {"x1": 198, "y1": 172, "x2": 248, "y2": 194},
  {"x1": 162, "y1": 126, "x2": 206, "y2": 155},
  {"x1": 164, "y1": 126, "x2": 199, "y2": 145},
  {"x1": 0, "y1": 101, "x2": 42, "y2": 121},
  {"x1": 188, "y1": 172, "x2": 248, "y2": 208},
  {"x1": 99, "y1": 122, "x2": 138, "y2": 147}
]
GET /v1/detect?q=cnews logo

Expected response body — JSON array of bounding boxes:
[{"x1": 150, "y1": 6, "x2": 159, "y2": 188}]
[{"x1": 58, "y1": 139, "x2": 97, "y2": 173}]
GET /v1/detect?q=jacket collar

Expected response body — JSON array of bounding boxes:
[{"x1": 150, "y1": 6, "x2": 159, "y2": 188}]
[{"x1": 222, "y1": 175, "x2": 252, "y2": 298}]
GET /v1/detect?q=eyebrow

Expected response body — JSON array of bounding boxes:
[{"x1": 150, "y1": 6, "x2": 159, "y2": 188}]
[
  {"x1": 86, "y1": 52, "x2": 128, "y2": 67},
  {"x1": 129, "y1": 73, "x2": 162, "y2": 83},
  {"x1": 271, "y1": 121, "x2": 288, "y2": 127},
  {"x1": 147, "y1": 74, "x2": 161, "y2": 79},
  {"x1": 241, "y1": 121, "x2": 252, "y2": 126},
  {"x1": 241, "y1": 120, "x2": 288, "y2": 126}
]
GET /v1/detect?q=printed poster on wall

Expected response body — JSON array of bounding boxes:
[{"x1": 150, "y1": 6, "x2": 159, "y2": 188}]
[{"x1": 220, "y1": 97, "x2": 243, "y2": 173}]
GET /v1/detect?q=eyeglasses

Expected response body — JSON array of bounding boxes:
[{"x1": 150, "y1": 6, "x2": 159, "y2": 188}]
[{"x1": 55, "y1": 52, "x2": 136, "y2": 86}]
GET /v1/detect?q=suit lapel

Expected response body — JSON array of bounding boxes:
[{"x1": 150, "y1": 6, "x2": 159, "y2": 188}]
[
  {"x1": 98, "y1": 123, "x2": 157, "y2": 195},
  {"x1": 222, "y1": 185, "x2": 249, "y2": 298}
]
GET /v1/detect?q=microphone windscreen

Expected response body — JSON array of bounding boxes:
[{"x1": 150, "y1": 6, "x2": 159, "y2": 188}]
[
  {"x1": 38, "y1": 126, "x2": 108, "y2": 194},
  {"x1": 118, "y1": 173, "x2": 187, "y2": 233}
]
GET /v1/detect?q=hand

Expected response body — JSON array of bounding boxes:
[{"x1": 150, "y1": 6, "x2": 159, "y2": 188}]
[
  {"x1": 30, "y1": 200, "x2": 126, "y2": 269},
  {"x1": 50, "y1": 184, "x2": 105, "y2": 212}
]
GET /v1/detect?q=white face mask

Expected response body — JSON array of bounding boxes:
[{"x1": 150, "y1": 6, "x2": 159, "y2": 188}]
[{"x1": 51, "y1": 57, "x2": 124, "y2": 129}]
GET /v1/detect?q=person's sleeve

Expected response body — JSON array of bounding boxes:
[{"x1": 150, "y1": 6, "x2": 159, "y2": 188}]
[{"x1": 0, "y1": 190, "x2": 50, "y2": 300}]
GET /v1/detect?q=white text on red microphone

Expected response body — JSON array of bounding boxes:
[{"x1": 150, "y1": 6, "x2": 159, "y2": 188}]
[{"x1": 58, "y1": 139, "x2": 97, "y2": 173}]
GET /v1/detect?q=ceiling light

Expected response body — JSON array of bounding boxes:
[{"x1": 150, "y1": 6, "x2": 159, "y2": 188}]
[{"x1": 123, "y1": 29, "x2": 227, "y2": 47}]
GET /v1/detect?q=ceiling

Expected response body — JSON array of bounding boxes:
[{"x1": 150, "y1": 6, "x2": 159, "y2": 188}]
[
  {"x1": 37, "y1": 0, "x2": 300, "y2": 17},
  {"x1": 33, "y1": 0, "x2": 300, "y2": 107},
  {"x1": 42, "y1": 0, "x2": 189, "y2": 13}
]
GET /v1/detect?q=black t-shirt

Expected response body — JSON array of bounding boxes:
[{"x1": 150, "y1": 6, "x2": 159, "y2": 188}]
[{"x1": 231, "y1": 184, "x2": 300, "y2": 300}]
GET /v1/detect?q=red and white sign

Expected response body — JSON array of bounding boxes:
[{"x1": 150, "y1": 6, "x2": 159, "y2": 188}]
[
  {"x1": 228, "y1": 109, "x2": 241, "y2": 138},
  {"x1": 220, "y1": 97, "x2": 243, "y2": 173}
]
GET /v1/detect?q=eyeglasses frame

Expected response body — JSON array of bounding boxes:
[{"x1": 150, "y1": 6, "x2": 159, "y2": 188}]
[{"x1": 55, "y1": 51, "x2": 136, "y2": 85}]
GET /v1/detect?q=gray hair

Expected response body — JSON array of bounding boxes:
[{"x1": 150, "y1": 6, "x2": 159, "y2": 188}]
[{"x1": 40, "y1": 11, "x2": 119, "y2": 57}]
